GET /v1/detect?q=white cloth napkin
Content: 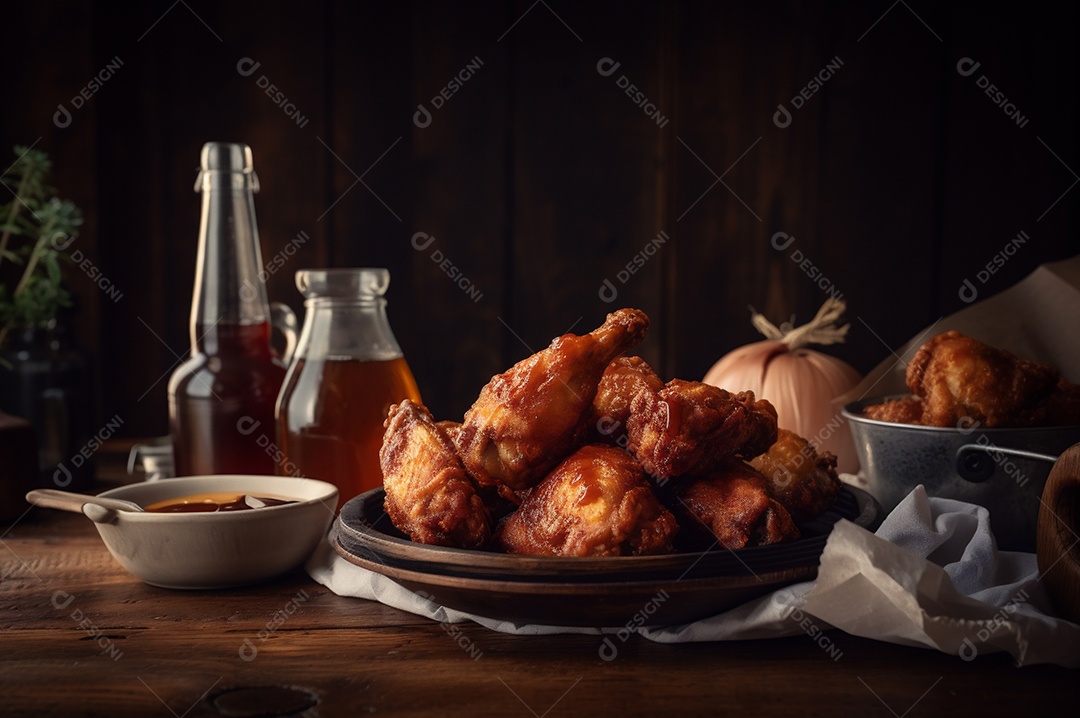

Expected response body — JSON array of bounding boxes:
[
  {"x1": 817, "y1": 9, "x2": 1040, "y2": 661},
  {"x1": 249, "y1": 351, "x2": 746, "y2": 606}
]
[{"x1": 305, "y1": 484, "x2": 1080, "y2": 666}]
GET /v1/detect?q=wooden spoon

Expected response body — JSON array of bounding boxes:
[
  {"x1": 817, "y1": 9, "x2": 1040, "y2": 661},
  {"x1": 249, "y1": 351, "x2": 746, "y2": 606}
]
[
  {"x1": 1037, "y1": 442, "x2": 1080, "y2": 624},
  {"x1": 26, "y1": 489, "x2": 144, "y2": 515}
]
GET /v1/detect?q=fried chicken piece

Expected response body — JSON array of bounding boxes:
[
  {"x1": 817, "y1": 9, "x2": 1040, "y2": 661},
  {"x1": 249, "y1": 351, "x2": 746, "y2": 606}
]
[
  {"x1": 750, "y1": 428, "x2": 841, "y2": 522},
  {"x1": 906, "y1": 331, "x2": 1060, "y2": 428},
  {"x1": 380, "y1": 400, "x2": 491, "y2": 548},
  {"x1": 668, "y1": 459, "x2": 799, "y2": 551},
  {"x1": 589, "y1": 356, "x2": 664, "y2": 443},
  {"x1": 435, "y1": 420, "x2": 462, "y2": 444},
  {"x1": 1041, "y1": 379, "x2": 1080, "y2": 426},
  {"x1": 495, "y1": 444, "x2": 677, "y2": 556},
  {"x1": 625, "y1": 380, "x2": 778, "y2": 480},
  {"x1": 868, "y1": 335, "x2": 1080, "y2": 428},
  {"x1": 456, "y1": 308, "x2": 649, "y2": 494},
  {"x1": 862, "y1": 396, "x2": 924, "y2": 424}
]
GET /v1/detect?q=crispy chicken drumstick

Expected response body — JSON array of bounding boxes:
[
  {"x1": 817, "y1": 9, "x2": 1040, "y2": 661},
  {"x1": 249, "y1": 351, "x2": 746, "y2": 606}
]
[{"x1": 455, "y1": 308, "x2": 649, "y2": 495}]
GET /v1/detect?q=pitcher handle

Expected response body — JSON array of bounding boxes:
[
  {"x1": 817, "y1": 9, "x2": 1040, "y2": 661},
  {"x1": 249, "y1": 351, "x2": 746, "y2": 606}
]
[{"x1": 270, "y1": 302, "x2": 298, "y2": 364}]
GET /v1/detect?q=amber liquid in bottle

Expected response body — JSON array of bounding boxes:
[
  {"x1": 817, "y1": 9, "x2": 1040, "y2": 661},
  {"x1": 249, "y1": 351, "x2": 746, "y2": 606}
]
[
  {"x1": 169, "y1": 142, "x2": 290, "y2": 477},
  {"x1": 169, "y1": 322, "x2": 286, "y2": 476},
  {"x1": 278, "y1": 355, "x2": 420, "y2": 506}
]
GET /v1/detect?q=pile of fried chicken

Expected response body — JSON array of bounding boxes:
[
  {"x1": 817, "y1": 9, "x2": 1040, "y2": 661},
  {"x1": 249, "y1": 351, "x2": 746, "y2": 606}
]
[
  {"x1": 379, "y1": 308, "x2": 842, "y2": 557},
  {"x1": 862, "y1": 330, "x2": 1080, "y2": 428}
]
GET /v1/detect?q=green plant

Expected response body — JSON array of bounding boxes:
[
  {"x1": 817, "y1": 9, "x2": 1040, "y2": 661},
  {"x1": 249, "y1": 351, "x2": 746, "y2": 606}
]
[{"x1": 0, "y1": 145, "x2": 83, "y2": 349}]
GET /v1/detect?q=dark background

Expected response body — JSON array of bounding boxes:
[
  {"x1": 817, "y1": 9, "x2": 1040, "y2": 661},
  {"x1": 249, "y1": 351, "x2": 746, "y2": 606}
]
[{"x1": 4, "y1": 0, "x2": 1078, "y2": 437}]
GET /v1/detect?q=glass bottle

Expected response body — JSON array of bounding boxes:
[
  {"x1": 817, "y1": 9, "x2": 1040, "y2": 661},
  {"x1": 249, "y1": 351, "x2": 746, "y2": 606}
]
[
  {"x1": 168, "y1": 142, "x2": 295, "y2": 476},
  {"x1": 0, "y1": 322, "x2": 92, "y2": 489},
  {"x1": 276, "y1": 269, "x2": 421, "y2": 507}
]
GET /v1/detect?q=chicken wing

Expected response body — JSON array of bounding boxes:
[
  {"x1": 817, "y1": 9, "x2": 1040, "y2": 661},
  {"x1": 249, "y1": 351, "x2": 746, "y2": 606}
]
[
  {"x1": 626, "y1": 380, "x2": 778, "y2": 480},
  {"x1": 906, "y1": 331, "x2": 1059, "y2": 427},
  {"x1": 861, "y1": 396, "x2": 924, "y2": 424},
  {"x1": 456, "y1": 308, "x2": 649, "y2": 494},
  {"x1": 750, "y1": 428, "x2": 841, "y2": 522},
  {"x1": 380, "y1": 400, "x2": 491, "y2": 548},
  {"x1": 589, "y1": 355, "x2": 664, "y2": 444},
  {"x1": 668, "y1": 459, "x2": 799, "y2": 550},
  {"x1": 495, "y1": 444, "x2": 677, "y2": 556}
]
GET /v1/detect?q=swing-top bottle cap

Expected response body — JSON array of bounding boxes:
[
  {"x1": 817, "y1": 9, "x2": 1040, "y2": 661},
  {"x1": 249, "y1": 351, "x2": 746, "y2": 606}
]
[
  {"x1": 200, "y1": 142, "x2": 254, "y2": 173},
  {"x1": 195, "y1": 142, "x2": 259, "y2": 191}
]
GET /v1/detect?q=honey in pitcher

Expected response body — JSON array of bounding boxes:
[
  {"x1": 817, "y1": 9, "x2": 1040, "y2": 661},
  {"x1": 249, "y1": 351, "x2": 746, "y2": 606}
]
[
  {"x1": 277, "y1": 356, "x2": 420, "y2": 507},
  {"x1": 276, "y1": 269, "x2": 421, "y2": 508}
]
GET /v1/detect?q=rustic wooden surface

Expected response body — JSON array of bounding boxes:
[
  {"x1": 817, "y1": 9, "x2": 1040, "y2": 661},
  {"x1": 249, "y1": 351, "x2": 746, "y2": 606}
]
[
  {"x1": 0, "y1": 506, "x2": 1074, "y2": 717},
  {"x1": 3, "y1": 0, "x2": 1079, "y2": 438}
]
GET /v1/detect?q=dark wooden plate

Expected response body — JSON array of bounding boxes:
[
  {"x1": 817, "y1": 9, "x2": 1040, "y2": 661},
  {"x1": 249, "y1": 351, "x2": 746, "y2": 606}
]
[{"x1": 332, "y1": 486, "x2": 880, "y2": 627}]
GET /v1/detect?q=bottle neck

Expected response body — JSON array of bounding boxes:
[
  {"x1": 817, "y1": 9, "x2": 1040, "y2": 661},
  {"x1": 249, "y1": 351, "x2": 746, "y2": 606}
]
[
  {"x1": 190, "y1": 175, "x2": 270, "y2": 354},
  {"x1": 193, "y1": 320, "x2": 275, "y2": 358},
  {"x1": 297, "y1": 298, "x2": 403, "y2": 361}
]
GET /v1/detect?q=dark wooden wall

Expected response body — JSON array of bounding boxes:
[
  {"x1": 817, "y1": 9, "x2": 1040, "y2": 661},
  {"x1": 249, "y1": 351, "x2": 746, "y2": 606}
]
[{"x1": 5, "y1": 0, "x2": 1079, "y2": 436}]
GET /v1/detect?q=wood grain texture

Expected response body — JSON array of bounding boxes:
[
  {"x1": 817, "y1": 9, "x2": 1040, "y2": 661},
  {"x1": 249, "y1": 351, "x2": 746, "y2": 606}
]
[
  {"x1": 936, "y1": 3, "x2": 1080, "y2": 314},
  {"x1": 1037, "y1": 441, "x2": 1080, "y2": 624},
  {"x1": 406, "y1": 0, "x2": 511, "y2": 418},
  {"x1": 670, "y1": 1, "x2": 828, "y2": 382},
  {"x1": 2, "y1": 1, "x2": 102, "y2": 422},
  {"x1": 503, "y1": 1, "x2": 668, "y2": 381},
  {"x1": 811, "y1": 2, "x2": 946, "y2": 375},
  {"x1": 0, "y1": 512, "x2": 1076, "y2": 716}
]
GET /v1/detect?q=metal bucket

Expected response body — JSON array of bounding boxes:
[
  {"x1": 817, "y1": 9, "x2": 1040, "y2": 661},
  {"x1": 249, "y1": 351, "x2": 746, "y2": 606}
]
[{"x1": 843, "y1": 396, "x2": 1080, "y2": 551}]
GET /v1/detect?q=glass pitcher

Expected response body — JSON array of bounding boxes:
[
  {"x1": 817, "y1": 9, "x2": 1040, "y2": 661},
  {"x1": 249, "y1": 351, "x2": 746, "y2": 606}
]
[{"x1": 276, "y1": 269, "x2": 421, "y2": 507}]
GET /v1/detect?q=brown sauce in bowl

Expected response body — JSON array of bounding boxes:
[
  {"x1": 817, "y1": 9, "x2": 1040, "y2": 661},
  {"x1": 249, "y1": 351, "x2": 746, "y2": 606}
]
[{"x1": 145, "y1": 492, "x2": 298, "y2": 513}]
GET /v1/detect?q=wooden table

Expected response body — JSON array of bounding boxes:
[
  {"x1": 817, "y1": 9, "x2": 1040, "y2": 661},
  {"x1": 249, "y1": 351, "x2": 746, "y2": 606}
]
[{"x1": 2, "y1": 505, "x2": 1074, "y2": 717}]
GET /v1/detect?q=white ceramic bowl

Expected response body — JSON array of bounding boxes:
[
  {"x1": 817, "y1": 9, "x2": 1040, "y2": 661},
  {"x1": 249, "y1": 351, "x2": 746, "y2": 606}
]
[{"x1": 89, "y1": 475, "x2": 338, "y2": 589}]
